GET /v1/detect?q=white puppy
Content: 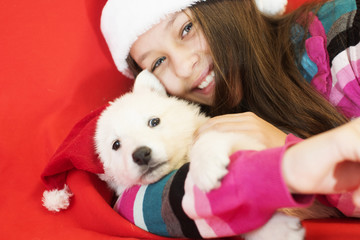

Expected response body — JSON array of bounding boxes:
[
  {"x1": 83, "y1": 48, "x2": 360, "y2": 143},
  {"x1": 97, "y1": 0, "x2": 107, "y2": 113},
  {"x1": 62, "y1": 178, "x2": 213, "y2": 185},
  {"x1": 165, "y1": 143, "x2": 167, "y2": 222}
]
[
  {"x1": 95, "y1": 70, "x2": 340, "y2": 240},
  {"x1": 95, "y1": 70, "x2": 208, "y2": 195}
]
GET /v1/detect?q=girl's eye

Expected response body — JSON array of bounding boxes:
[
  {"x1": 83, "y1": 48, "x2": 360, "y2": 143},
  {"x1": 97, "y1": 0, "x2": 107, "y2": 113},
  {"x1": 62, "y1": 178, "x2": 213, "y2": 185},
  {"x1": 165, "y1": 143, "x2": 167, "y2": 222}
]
[
  {"x1": 181, "y1": 22, "x2": 193, "y2": 38},
  {"x1": 112, "y1": 140, "x2": 121, "y2": 151},
  {"x1": 151, "y1": 56, "x2": 166, "y2": 72},
  {"x1": 148, "y1": 117, "x2": 160, "y2": 128}
]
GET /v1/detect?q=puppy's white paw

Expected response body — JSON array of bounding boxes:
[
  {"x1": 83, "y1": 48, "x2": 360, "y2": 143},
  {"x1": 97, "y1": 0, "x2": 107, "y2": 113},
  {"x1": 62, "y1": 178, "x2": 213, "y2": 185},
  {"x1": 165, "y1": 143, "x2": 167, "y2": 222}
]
[
  {"x1": 189, "y1": 131, "x2": 231, "y2": 192},
  {"x1": 190, "y1": 153, "x2": 229, "y2": 192},
  {"x1": 244, "y1": 212, "x2": 305, "y2": 240}
]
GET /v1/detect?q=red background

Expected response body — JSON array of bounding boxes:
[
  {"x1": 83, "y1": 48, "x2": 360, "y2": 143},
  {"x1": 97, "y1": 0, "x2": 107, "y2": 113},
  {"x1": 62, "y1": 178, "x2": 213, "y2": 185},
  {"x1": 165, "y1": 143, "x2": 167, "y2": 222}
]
[{"x1": 1, "y1": 0, "x2": 359, "y2": 239}]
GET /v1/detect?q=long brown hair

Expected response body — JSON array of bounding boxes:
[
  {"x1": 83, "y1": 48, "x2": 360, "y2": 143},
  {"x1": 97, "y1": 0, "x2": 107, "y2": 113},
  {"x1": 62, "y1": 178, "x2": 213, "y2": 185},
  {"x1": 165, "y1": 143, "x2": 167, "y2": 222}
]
[
  {"x1": 190, "y1": 0, "x2": 347, "y2": 138},
  {"x1": 128, "y1": 0, "x2": 348, "y2": 138}
]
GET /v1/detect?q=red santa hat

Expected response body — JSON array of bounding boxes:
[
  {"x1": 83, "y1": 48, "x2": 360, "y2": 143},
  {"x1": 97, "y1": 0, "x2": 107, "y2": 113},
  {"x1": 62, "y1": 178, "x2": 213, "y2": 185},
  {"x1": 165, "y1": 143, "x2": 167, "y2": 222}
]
[
  {"x1": 41, "y1": 106, "x2": 107, "y2": 212},
  {"x1": 101, "y1": 0, "x2": 288, "y2": 78}
]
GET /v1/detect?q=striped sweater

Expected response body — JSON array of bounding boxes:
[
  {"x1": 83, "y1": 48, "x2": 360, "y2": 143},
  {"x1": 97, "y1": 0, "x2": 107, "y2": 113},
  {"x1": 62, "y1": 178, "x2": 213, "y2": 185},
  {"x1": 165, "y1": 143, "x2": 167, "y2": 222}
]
[{"x1": 114, "y1": 0, "x2": 360, "y2": 238}]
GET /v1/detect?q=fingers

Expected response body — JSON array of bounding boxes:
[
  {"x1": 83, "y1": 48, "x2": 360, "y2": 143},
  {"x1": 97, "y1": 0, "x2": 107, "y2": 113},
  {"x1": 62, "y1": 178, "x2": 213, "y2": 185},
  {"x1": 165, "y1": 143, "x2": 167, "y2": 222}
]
[
  {"x1": 319, "y1": 118, "x2": 360, "y2": 165},
  {"x1": 282, "y1": 118, "x2": 360, "y2": 195},
  {"x1": 196, "y1": 112, "x2": 255, "y2": 134},
  {"x1": 195, "y1": 112, "x2": 272, "y2": 137},
  {"x1": 195, "y1": 112, "x2": 287, "y2": 149},
  {"x1": 333, "y1": 161, "x2": 360, "y2": 193},
  {"x1": 353, "y1": 187, "x2": 360, "y2": 207}
]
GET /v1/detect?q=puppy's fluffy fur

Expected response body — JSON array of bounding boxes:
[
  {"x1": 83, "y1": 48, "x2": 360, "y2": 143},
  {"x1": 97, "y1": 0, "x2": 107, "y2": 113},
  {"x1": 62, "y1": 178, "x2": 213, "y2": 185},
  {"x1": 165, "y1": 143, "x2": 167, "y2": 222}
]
[
  {"x1": 95, "y1": 70, "x2": 208, "y2": 195},
  {"x1": 95, "y1": 70, "x2": 341, "y2": 240}
]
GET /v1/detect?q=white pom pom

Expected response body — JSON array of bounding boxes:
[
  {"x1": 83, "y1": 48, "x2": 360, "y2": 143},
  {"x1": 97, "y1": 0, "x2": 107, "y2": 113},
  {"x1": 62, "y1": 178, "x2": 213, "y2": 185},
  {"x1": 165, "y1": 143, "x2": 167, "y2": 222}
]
[
  {"x1": 255, "y1": 0, "x2": 288, "y2": 15},
  {"x1": 42, "y1": 185, "x2": 73, "y2": 212}
]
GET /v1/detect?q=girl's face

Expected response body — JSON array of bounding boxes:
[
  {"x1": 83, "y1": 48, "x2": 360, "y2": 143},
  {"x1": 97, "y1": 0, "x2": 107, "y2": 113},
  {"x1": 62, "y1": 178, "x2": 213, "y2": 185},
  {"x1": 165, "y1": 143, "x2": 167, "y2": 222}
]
[{"x1": 130, "y1": 9, "x2": 215, "y2": 106}]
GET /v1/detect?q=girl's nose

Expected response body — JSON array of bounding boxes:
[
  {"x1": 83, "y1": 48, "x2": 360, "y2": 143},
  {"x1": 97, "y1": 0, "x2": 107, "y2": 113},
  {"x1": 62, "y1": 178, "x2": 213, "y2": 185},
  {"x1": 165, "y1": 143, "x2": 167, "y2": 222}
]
[{"x1": 171, "y1": 48, "x2": 198, "y2": 78}]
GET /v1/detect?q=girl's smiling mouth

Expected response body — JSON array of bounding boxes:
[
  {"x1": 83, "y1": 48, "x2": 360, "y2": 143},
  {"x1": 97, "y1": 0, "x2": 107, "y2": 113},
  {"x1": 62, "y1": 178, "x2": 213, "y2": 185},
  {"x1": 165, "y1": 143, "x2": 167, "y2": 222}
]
[
  {"x1": 198, "y1": 70, "x2": 215, "y2": 89},
  {"x1": 192, "y1": 66, "x2": 216, "y2": 97}
]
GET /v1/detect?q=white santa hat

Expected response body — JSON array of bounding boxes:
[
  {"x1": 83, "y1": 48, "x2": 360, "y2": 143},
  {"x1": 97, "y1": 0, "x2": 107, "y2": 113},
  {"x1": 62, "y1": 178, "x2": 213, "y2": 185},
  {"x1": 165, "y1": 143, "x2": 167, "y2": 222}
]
[{"x1": 101, "y1": 0, "x2": 288, "y2": 78}]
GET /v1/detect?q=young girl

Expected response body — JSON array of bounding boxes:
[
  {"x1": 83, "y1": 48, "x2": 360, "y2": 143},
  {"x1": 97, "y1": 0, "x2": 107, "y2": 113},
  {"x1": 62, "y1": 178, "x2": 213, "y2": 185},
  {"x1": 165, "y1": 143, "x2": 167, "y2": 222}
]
[{"x1": 100, "y1": 0, "x2": 360, "y2": 238}]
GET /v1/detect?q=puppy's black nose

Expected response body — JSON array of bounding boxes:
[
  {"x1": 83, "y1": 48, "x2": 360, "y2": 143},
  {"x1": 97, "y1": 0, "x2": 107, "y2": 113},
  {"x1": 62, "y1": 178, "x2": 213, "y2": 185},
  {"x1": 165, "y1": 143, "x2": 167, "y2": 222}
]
[{"x1": 132, "y1": 146, "x2": 151, "y2": 165}]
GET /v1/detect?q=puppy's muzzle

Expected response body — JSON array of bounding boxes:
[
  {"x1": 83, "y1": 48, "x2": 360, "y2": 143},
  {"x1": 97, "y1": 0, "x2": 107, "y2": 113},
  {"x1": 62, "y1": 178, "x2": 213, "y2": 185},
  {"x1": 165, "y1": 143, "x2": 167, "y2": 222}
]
[{"x1": 132, "y1": 146, "x2": 151, "y2": 165}]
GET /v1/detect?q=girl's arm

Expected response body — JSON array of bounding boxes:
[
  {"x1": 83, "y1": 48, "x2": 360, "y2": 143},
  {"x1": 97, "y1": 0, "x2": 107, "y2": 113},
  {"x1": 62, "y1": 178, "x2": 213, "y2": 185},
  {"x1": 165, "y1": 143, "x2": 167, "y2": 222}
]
[{"x1": 183, "y1": 134, "x2": 313, "y2": 238}]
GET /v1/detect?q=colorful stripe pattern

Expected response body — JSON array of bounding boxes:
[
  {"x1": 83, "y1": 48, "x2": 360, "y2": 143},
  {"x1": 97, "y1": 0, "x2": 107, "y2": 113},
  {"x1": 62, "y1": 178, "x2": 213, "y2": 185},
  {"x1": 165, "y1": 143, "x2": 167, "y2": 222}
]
[
  {"x1": 306, "y1": 0, "x2": 360, "y2": 118},
  {"x1": 114, "y1": 165, "x2": 201, "y2": 238},
  {"x1": 114, "y1": 135, "x2": 314, "y2": 238},
  {"x1": 182, "y1": 135, "x2": 314, "y2": 238}
]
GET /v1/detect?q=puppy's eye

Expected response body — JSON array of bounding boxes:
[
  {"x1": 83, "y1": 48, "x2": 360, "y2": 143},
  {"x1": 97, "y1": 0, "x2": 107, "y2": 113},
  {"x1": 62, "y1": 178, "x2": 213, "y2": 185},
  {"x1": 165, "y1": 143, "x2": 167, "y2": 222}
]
[
  {"x1": 112, "y1": 140, "x2": 121, "y2": 151},
  {"x1": 148, "y1": 117, "x2": 160, "y2": 128}
]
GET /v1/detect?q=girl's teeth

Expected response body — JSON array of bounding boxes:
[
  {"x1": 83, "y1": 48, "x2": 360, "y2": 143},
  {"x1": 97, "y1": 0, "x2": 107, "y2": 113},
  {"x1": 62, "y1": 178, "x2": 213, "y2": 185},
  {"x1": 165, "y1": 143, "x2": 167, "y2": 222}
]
[{"x1": 198, "y1": 71, "x2": 215, "y2": 89}]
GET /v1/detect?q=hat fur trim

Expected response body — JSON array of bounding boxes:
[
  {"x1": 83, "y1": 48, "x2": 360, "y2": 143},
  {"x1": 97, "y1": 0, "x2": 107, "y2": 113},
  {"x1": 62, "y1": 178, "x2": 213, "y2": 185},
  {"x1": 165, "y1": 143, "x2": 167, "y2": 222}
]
[
  {"x1": 101, "y1": 0, "x2": 287, "y2": 78},
  {"x1": 42, "y1": 185, "x2": 73, "y2": 212}
]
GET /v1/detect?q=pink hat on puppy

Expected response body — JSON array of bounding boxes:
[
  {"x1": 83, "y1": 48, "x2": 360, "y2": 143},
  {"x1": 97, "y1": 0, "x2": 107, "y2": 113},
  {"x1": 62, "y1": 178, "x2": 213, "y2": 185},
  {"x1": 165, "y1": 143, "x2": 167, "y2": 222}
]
[{"x1": 100, "y1": 0, "x2": 288, "y2": 78}]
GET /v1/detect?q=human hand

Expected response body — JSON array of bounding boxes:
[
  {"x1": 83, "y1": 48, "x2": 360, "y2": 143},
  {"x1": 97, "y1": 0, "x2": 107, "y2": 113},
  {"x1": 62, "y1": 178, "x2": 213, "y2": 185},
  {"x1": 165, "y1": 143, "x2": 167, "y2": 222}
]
[
  {"x1": 195, "y1": 112, "x2": 287, "y2": 150},
  {"x1": 282, "y1": 118, "x2": 360, "y2": 207},
  {"x1": 190, "y1": 112, "x2": 287, "y2": 192}
]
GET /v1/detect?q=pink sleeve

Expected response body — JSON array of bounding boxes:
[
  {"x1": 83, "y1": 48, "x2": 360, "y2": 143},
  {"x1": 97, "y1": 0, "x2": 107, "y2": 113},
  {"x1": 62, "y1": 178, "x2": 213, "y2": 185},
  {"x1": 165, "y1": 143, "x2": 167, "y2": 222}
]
[
  {"x1": 323, "y1": 192, "x2": 360, "y2": 218},
  {"x1": 182, "y1": 134, "x2": 314, "y2": 238}
]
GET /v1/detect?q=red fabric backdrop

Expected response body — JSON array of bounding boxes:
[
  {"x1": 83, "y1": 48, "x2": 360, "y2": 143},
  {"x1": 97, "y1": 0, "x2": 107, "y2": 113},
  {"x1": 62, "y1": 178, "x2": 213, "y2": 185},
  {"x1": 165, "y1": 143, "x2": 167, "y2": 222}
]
[{"x1": 1, "y1": 0, "x2": 359, "y2": 239}]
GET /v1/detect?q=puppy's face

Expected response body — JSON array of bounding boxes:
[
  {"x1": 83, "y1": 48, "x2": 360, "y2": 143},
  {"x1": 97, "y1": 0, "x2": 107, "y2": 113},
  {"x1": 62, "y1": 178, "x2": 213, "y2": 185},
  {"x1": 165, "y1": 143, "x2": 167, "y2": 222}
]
[{"x1": 95, "y1": 90, "x2": 204, "y2": 193}]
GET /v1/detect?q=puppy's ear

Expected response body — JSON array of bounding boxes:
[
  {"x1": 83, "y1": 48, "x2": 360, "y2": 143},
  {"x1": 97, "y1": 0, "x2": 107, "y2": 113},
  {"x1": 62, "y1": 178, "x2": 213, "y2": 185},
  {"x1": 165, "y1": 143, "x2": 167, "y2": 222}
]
[{"x1": 133, "y1": 70, "x2": 167, "y2": 96}]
